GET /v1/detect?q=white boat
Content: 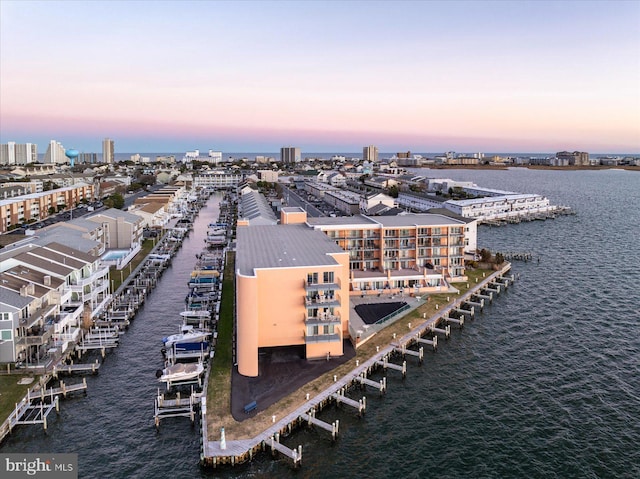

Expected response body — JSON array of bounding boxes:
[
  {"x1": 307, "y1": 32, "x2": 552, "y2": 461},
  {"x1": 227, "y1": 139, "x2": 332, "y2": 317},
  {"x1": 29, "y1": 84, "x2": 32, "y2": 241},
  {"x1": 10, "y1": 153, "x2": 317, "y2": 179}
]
[
  {"x1": 162, "y1": 326, "x2": 210, "y2": 347},
  {"x1": 205, "y1": 235, "x2": 226, "y2": 246},
  {"x1": 180, "y1": 310, "x2": 212, "y2": 328},
  {"x1": 156, "y1": 362, "x2": 204, "y2": 383}
]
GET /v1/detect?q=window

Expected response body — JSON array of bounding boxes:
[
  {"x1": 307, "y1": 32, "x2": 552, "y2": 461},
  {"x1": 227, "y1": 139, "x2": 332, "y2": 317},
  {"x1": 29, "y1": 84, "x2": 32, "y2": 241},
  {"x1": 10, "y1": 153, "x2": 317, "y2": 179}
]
[
  {"x1": 307, "y1": 272, "x2": 318, "y2": 285},
  {"x1": 323, "y1": 271, "x2": 334, "y2": 283},
  {"x1": 1, "y1": 330, "x2": 12, "y2": 341}
]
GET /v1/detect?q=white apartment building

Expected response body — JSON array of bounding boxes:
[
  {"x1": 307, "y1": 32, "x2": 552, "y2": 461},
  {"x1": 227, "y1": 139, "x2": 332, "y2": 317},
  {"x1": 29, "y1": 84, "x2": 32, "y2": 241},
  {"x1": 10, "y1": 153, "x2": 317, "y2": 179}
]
[
  {"x1": 194, "y1": 170, "x2": 243, "y2": 189},
  {"x1": 43, "y1": 140, "x2": 67, "y2": 164},
  {"x1": 0, "y1": 142, "x2": 38, "y2": 165},
  {"x1": 102, "y1": 138, "x2": 115, "y2": 163}
]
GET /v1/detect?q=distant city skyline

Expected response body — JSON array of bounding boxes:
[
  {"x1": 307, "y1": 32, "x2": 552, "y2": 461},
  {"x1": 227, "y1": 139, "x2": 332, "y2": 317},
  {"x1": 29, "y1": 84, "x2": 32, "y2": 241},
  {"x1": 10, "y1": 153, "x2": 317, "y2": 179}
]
[{"x1": 1, "y1": 1, "x2": 639, "y2": 154}]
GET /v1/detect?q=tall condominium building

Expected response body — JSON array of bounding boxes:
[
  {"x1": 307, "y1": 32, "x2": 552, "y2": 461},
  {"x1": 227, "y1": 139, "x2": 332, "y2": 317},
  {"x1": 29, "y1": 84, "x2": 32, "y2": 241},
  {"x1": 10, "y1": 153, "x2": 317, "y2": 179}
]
[
  {"x1": 79, "y1": 152, "x2": 98, "y2": 164},
  {"x1": 43, "y1": 140, "x2": 67, "y2": 164},
  {"x1": 0, "y1": 142, "x2": 38, "y2": 165},
  {"x1": 102, "y1": 138, "x2": 115, "y2": 164},
  {"x1": 280, "y1": 146, "x2": 301, "y2": 164},
  {"x1": 556, "y1": 151, "x2": 589, "y2": 166},
  {"x1": 363, "y1": 145, "x2": 379, "y2": 162}
]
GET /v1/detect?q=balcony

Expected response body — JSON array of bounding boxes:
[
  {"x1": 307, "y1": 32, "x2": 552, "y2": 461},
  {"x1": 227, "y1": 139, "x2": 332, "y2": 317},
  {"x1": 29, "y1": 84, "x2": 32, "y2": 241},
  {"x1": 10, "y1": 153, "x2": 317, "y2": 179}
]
[
  {"x1": 20, "y1": 303, "x2": 58, "y2": 329},
  {"x1": 304, "y1": 332, "x2": 341, "y2": 343},
  {"x1": 304, "y1": 280, "x2": 340, "y2": 291},
  {"x1": 305, "y1": 313, "x2": 341, "y2": 325},
  {"x1": 305, "y1": 295, "x2": 340, "y2": 308},
  {"x1": 16, "y1": 327, "x2": 53, "y2": 346},
  {"x1": 69, "y1": 266, "x2": 110, "y2": 288}
]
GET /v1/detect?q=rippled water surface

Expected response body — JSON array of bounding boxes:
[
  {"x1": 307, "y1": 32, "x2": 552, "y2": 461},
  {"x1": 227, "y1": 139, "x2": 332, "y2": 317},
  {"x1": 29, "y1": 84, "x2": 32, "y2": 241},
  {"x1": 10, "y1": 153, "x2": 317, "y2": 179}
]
[{"x1": 2, "y1": 171, "x2": 639, "y2": 478}]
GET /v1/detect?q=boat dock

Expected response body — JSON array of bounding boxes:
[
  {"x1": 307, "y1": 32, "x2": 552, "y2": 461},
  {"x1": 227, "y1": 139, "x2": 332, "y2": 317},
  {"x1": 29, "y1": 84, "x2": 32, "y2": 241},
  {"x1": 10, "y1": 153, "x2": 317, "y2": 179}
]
[
  {"x1": 52, "y1": 360, "x2": 101, "y2": 378},
  {"x1": 154, "y1": 389, "x2": 201, "y2": 427}
]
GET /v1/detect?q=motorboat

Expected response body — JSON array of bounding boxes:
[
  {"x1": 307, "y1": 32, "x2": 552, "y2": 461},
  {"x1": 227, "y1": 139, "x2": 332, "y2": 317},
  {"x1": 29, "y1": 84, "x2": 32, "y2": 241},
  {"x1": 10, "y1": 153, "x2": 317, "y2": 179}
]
[
  {"x1": 155, "y1": 361, "x2": 204, "y2": 383},
  {"x1": 162, "y1": 326, "x2": 210, "y2": 348}
]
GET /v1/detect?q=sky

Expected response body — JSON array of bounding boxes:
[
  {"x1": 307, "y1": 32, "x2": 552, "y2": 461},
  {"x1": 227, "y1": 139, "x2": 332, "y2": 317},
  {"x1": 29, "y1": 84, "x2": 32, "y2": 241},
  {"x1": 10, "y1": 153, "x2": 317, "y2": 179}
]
[{"x1": 1, "y1": 0, "x2": 639, "y2": 154}]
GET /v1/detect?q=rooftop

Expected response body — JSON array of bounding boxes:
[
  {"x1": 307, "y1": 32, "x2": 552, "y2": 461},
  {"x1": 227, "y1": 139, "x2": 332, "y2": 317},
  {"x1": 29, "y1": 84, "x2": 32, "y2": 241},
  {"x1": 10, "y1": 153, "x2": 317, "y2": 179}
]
[{"x1": 236, "y1": 224, "x2": 346, "y2": 276}]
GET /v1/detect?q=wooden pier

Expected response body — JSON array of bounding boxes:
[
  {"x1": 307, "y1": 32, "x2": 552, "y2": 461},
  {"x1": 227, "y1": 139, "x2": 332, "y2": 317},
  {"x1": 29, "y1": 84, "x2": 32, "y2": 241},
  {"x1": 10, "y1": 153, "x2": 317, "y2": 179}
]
[
  {"x1": 9, "y1": 396, "x2": 59, "y2": 432},
  {"x1": 374, "y1": 356, "x2": 407, "y2": 378},
  {"x1": 415, "y1": 334, "x2": 438, "y2": 351},
  {"x1": 154, "y1": 389, "x2": 199, "y2": 427},
  {"x1": 394, "y1": 345, "x2": 424, "y2": 364},
  {"x1": 331, "y1": 391, "x2": 366, "y2": 416},
  {"x1": 354, "y1": 373, "x2": 387, "y2": 394},
  {"x1": 444, "y1": 315, "x2": 465, "y2": 328},
  {"x1": 299, "y1": 408, "x2": 339, "y2": 440},
  {"x1": 269, "y1": 434, "x2": 302, "y2": 467},
  {"x1": 53, "y1": 360, "x2": 100, "y2": 378}
]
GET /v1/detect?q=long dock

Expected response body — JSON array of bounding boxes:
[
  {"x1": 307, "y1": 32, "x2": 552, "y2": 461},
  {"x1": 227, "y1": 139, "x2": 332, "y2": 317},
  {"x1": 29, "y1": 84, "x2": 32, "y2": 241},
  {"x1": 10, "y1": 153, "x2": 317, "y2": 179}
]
[{"x1": 53, "y1": 360, "x2": 101, "y2": 377}]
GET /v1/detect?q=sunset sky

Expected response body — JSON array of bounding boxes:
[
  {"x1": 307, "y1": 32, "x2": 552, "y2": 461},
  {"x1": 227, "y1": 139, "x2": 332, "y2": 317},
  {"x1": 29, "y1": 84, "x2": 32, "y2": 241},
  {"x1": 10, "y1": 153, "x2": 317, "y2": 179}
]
[{"x1": 1, "y1": 0, "x2": 639, "y2": 154}]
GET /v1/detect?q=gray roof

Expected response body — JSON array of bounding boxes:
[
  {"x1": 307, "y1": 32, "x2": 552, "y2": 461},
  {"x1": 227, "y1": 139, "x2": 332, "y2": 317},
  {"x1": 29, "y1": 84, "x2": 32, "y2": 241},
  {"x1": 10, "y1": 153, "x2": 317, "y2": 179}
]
[
  {"x1": 368, "y1": 213, "x2": 466, "y2": 227},
  {"x1": 65, "y1": 218, "x2": 102, "y2": 231},
  {"x1": 31, "y1": 233, "x2": 101, "y2": 255},
  {"x1": 0, "y1": 286, "x2": 33, "y2": 310},
  {"x1": 240, "y1": 190, "x2": 278, "y2": 225},
  {"x1": 88, "y1": 208, "x2": 142, "y2": 224},
  {"x1": 306, "y1": 216, "x2": 377, "y2": 227},
  {"x1": 281, "y1": 207, "x2": 305, "y2": 213},
  {"x1": 426, "y1": 208, "x2": 477, "y2": 224},
  {"x1": 236, "y1": 224, "x2": 345, "y2": 276}
]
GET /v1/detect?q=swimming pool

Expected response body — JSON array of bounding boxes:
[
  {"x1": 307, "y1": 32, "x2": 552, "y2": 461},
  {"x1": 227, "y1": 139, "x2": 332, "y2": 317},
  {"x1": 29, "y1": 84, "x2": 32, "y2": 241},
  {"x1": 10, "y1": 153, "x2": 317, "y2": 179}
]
[{"x1": 102, "y1": 250, "x2": 129, "y2": 261}]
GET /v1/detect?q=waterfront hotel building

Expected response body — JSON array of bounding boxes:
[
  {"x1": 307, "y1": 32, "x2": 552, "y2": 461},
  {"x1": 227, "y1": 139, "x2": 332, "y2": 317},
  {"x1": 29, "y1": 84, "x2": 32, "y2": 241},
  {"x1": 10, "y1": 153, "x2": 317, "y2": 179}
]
[{"x1": 235, "y1": 206, "x2": 469, "y2": 377}]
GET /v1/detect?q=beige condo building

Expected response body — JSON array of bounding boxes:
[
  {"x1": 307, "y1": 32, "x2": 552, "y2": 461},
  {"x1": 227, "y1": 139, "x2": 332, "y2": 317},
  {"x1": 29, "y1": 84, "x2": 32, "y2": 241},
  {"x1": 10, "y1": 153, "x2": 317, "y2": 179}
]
[{"x1": 235, "y1": 206, "x2": 470, "y2": 377}]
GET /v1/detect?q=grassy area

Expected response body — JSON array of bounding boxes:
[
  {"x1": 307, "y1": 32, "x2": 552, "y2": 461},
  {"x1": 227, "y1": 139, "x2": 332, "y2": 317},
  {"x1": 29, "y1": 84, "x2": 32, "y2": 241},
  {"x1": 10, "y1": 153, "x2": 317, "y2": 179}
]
[
  {"x1": 205, "y1": 266, "x2": 497, "y2": 440},
  {"x1": 108, "y1": 239, "x2": 155, "y2": 291},
  {"x1": 0, "y1": 374, "x2": 40, "y2": 424},
  {"x1": 206, "y1": 252, "x2": 234, "y2": 422}
]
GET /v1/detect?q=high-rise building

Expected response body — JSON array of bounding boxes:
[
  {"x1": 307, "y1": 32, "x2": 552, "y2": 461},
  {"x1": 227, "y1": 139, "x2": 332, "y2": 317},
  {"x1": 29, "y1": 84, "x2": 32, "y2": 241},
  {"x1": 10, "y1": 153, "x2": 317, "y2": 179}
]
[
  {"x1": 43, "y1": 140, "x2": 67, "y2": 164},
  {"x1": 0, "y1": 142, "x2": 38, "y2": 165},
  {"x1": 79, "y1": 152, "x2": 98, "y2": 164},
  {"x1": 102, "y1": 138, "x2": 115, "y2": 164},
  {"x1": 556, "y1": 151, "x2": 590, "y2": 166},
  {"x1": 363, "y1": 145, "x2": 379, "y2": 162},
  {"x1": 280, "y1": 146, "x2": 301, "y2": 164}
]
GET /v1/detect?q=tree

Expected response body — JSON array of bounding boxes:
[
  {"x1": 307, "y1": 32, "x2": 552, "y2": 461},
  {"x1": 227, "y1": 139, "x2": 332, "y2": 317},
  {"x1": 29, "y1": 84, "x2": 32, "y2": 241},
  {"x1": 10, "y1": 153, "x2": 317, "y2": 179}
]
[
  {"x1": 388, "y1": 185, "x2": 399, "y2": 198},
  {"x1": 480, "y1": 248, "x2": 492, "y2": 262},
  {"x1": 104, "y1": 193, "x2": 125, "y2": 209},
  {"x1": 495, "y1": 252, "x2": 505, "y2": 265}
]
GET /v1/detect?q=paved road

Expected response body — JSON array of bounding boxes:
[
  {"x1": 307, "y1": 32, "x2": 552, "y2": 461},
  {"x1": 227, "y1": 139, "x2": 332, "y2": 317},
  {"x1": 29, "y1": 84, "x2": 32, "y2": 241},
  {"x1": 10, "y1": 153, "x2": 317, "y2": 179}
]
[{"x1": 281, "y1": 186, "x2": 324, "y2": 217}]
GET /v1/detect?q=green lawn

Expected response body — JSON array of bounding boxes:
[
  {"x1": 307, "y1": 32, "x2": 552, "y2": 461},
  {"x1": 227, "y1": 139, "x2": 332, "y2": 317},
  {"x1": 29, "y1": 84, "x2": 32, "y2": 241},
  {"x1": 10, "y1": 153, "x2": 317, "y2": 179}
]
[
  {"x1": 0, "y1": 374, "x2": 40, "y2": 425},
  {"x1": 206, "y1": 252, "x2": 234, "y2": 420}
]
